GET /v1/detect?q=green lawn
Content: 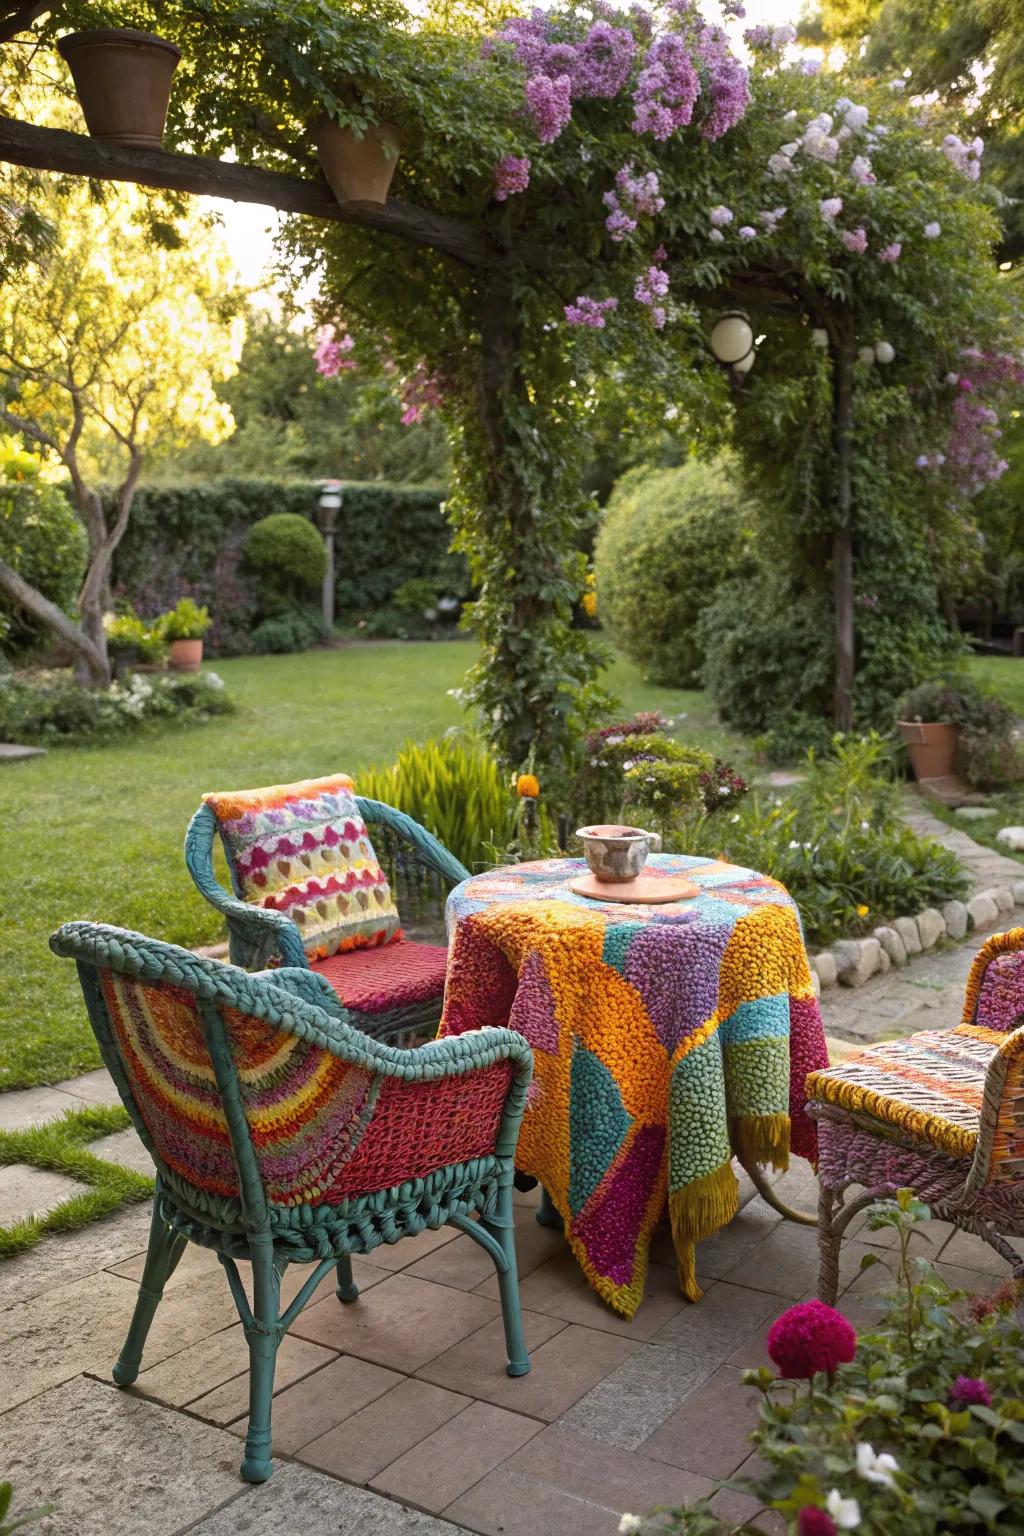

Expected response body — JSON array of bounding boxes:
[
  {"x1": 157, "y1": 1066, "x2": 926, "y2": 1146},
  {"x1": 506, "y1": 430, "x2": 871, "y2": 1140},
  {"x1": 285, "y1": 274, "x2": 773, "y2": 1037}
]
[
  {"x1": 967, "y1": 655, "x2": 1024, "y2": 716},
  {"x1": 2, "y1": 641, "x2": 732, "y2": 1091}
]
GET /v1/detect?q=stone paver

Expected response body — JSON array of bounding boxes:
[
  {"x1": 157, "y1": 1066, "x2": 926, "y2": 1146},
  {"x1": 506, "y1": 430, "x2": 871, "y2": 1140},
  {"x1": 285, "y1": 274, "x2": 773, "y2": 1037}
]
[
  {"x1": 189, "y1": 1461, "x2": 465, "y2": 1534},
  {"x1": 0, "y1": 741, "x2": 46, "y2": 760},
  {"x1": 0, "y1": 1083, "x2": 88, "y2": 1130},
  {"x1": 0, "y1": 1163, "x2": 91, "y2": 1227},
  {"x1": 89, "y1": 1128, "x2": 155, "y2": 1177},
  {"x1": 370, "y1": 1400, "x2": 541, "y2": 1512},
  {"x1": 903, "y1": 799, "x2": 1024, "y2": 892},
  {"x1": 1, "y1": 1203, "x2": 155, "y2": 1311}
]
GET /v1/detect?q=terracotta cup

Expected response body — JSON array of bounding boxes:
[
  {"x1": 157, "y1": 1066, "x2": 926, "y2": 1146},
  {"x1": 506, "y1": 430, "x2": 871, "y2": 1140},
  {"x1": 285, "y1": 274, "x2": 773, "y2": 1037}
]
[{"x1": 576, "y1": 824, "x2": 663, "y2": 883}]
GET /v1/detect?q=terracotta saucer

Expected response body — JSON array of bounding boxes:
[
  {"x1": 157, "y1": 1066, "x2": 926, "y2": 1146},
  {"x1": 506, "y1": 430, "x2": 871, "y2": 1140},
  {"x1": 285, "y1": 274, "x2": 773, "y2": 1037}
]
[{"x1": 568, "y1": 873, "x2": 700, "y2": 904}]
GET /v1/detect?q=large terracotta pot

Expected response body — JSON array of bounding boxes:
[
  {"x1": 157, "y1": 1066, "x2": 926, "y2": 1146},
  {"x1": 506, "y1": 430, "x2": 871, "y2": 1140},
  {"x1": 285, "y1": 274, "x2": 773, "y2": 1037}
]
[
  {"x1": 314, "y1": 115, "x2": 401, "y2": 206},
  {"x1": 169, "y1": 638, "x2": 203, "y2": 674},
  {"x1": 897, "y1": 720, "x2": 960, "y2": 781},
  {"x1": 57, "y1": 29, "x2": 180, "y2": 149}
]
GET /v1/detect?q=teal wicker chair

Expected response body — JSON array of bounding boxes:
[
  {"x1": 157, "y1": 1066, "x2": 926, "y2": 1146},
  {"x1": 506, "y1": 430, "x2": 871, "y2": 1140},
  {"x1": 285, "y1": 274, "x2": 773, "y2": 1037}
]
[
  {"x1": 184, "y1": 773, "x2": 471, "y2": 1043},
  {"x1": 50, "y1": 920, "x2": 533, "y2": 1484}
]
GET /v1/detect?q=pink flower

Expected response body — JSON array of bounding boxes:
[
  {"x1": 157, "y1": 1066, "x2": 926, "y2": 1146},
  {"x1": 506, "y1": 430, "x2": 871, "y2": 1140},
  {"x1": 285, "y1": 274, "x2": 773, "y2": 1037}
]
[
  {"x1": 820, "y1": 197, "x2": 843, "y2": 221},
  {"x1": 950, "y1": 1375, "x2": 992, "y2": 1409},
  {"x1": 841, "y1": 226, "x2": 868, "y2": 253},
  {"x1": 767, "y1": 1301, "x2": 857, "y2": 1380},
  {"x1": 564, "y1": 295, "x2": 619, "y2": 328},
  {"x1": 494, "y1": 155, "x2": 530, "y2": 202},
  {"x1": 877, "y1": 242, "x2": 902, "y2": 263},
  {"x1": 850, "y1": 154, "x2": 875, "y2": 185},
  {"x1": 313, "y1": 327, "x2": 356, "y2": 378},
  {"x1": 525, "y1": 73, "x2": 573, "y2": 144}
]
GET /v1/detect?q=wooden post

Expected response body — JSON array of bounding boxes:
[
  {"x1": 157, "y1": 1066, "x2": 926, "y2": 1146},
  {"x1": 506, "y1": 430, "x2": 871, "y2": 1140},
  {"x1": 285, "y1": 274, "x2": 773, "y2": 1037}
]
[{"x1": 831, "y1": 314, "x2": 856, "y2": 732}]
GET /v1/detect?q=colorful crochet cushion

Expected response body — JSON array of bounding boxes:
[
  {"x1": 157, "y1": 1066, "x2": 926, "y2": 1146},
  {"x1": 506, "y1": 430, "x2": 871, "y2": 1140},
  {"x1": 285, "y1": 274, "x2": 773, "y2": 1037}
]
[
  {"x1": 312, "y1": 940, "x2": 449, "y2": 1015},
  {"x1": 204, "y1": 773, "x2": 400, "y2": 959},
  {"x1": 100, "y1": 969, "x2": 512, "y2": 1205},
  {"x1": 805, "y1": 1023, "x2": 1004, "y2": 1158},
  {"x1": 973, "y1": 951, "x2": 1024, "y2": 1034}
]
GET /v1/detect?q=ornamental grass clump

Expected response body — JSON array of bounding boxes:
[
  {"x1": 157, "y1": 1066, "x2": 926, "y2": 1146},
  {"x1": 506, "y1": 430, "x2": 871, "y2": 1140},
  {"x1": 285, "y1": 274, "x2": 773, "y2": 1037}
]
[{"x1": 634, "y1": 1193, "x2": 1024, "y2": 1536}]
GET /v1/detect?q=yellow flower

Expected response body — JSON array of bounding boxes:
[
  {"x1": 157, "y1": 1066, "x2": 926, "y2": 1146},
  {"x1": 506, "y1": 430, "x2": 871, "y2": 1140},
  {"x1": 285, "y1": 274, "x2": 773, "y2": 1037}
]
[
  {"x1": 856, "y1": 904, "x2": 870, "y2": 918},
  {"x1": 516, "y1": 773, "x2": 540, "y2": 799},
  {"x1": 581, "y1": 590, "x2": 598, "y2": 618}
]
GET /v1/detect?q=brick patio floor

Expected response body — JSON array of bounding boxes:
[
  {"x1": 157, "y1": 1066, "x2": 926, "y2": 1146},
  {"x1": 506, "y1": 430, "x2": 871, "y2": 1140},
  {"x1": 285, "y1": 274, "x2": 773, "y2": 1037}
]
[{"x1": 1, "y1": 1166, "x2": 1009, "y2": 1536}]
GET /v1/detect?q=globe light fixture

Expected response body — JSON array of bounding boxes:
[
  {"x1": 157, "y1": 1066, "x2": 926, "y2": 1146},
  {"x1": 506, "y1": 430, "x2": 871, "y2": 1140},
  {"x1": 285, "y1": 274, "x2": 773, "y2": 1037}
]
[
  {"x1": 733, "y1": 349, "x2": 756, "y2": 375},
  {"x1": 857, "y1": 345, "x2": 876, "y2": 365},
  {"x1": 709, "y1": 311, "x2": 754, "y2": 366},
  {"x1": 811, "y1": 327, "x2": 829, "y2": 349},
  {"x1": 874, "y1": 340, "x2": 895, "y2": 364}
]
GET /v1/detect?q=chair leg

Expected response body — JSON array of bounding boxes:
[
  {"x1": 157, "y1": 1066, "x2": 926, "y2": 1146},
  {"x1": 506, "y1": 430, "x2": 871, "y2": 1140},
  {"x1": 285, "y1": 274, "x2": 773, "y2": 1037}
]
[
  {"x1": 112, "y1": 1202, "x2": 187, "y2": 1386},
  {"x1": 536, "y1": 1185, "x2": 564, "y2": 1231},
  {"x1": 336, "y1": 1253, "x2": 359, "y2": 1303},
  {"x1": 240, "y1": 1238, "x2": 282, "y2": 1484},
  {"x1": 817, "y1": 1183, "x2": 842, "y2": 1306},
  {"x1": 483, "y1": 1183, "x2": 531, "y2": 1378}
]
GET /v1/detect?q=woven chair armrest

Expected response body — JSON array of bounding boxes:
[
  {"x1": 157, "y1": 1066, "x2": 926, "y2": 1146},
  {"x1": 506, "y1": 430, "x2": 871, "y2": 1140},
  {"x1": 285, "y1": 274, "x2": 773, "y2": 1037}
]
[
  {"x1": 968, "y1": 1021, "x2": 1024, "y2": 1195},
  {"x1": 250, "y1": 966, "x2": 347, "y2": 1020},
  {"x1": 356, "y1": 797, "x2": 471, "y2": 886},
  {"x1": 185, "y1": 803, "x2": 306, "y2": 968}
]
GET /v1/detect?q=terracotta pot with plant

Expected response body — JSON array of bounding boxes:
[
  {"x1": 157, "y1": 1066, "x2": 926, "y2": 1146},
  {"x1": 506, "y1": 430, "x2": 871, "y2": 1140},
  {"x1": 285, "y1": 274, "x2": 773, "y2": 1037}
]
[
  {"x1": 314, "y1": 113, "x2": 402, "y2": 206},
  {"x1": 161, "y1": 597, "x2": 211, "y2": 673},
  {"x1": 896, "y1": 681, "x2": 965, "y2": 781},
  {"x1": 57, "y1": 29, "x2": 181, "y2": 149}
]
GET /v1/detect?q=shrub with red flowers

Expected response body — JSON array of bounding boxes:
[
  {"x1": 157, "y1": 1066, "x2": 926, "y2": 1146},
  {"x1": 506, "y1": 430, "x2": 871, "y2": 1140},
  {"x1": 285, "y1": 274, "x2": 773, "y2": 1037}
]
[{"x1": 631, "y1": 1192, "x2": 1024, "y2": 1536}]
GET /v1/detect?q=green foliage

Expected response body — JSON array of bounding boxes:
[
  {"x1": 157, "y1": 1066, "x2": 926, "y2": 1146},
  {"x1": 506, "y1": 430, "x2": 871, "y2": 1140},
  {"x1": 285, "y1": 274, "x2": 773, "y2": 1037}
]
[
  {"x1": 159, "y1": 596, "x2": 211, "y2": 642},
  {"x1": 645, "y1": 1194, "x2": 1024, "y2": 1536},
  {"x1": 250, "y1": 609, "x2": 327, "y2": 655},
  {"x1": 244, "y1": 512, "x2": 327, "y2": 595},
  {"x1": 359, "y1": 734, "x2": 516, "y2": 873},
  {"x1": 103, "y1": 609, "x2": 167, "y2": 666},
  {"x1": 0, "y1": 1103, "x2": 152, "y2": 1259},
  {"x1": 0, "y1": 446, "x2": 86, "y2": 654},
  {"x1": 0, "y1": 1480, "x2": 55, "y2": 1534},
  {"x1": 362, "y1": 734, "x2": 515, "y2": 870},
  {"x1": 898, "y1": 675, "x2": 1024, "y2": 787},
  {"x1": 0, "y1": 668, "x2": 232, "y2": 745},
  {"x1": 109, "y1": 478, "x2": 460, "y2": 656},
  {"x1": 701, "y1": 735, "x2": 968, "y2": 945},
  {"x1": 595, "y1": 458, "x2": 752, "y2": 687}
]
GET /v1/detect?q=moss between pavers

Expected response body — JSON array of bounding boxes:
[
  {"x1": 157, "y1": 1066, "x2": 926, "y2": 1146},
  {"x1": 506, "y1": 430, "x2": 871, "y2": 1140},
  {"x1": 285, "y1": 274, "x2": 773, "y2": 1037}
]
[{"x1": 0, "y1": 1104, "x2": 154, "y2": 1258}]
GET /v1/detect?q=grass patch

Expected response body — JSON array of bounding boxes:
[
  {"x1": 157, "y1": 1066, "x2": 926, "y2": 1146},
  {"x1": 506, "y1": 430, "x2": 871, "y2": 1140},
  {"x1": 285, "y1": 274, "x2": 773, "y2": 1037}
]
[
  {"x1": 0, "y1": 1103, "x2": 153, "y2": 1258},
  {"x1": 2, "y1": 640, "x2": 739, "y2": 1091}
]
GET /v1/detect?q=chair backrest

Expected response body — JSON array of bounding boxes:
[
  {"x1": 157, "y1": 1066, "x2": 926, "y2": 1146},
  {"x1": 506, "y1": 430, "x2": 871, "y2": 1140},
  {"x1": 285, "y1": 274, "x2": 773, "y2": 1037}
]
[
  {"x1": 963, "y1": 929, "x2": 1024, "y2": 1193},
  {"x1": 202, "y1": 773, "x2": 401, "y2": 959},
  {"x1": 50, "y1": 922, "x2": 524, "y2": 1228}
]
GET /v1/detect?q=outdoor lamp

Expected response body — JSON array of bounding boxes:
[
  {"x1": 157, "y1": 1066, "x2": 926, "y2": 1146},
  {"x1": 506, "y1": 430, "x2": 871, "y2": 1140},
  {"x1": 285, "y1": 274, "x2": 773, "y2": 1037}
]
[
  {"x1": 316, "y1": 481, "x2": 343, "y2": 629},
  {"x1": 709, "y1": 311, "x2": 754, "y2": 367},
  {"x1": 317, "y1": 481, "x2": 343, "y2": 532},
  {"x1": 732, "y1": 348, "x2": 756, "y2": 376},
  {"x1": 874, "y1": 340, "x2": 895, "y2": 364},
  {"x1": 857, "y1": 345, "x2": 876, "y2": 366}
]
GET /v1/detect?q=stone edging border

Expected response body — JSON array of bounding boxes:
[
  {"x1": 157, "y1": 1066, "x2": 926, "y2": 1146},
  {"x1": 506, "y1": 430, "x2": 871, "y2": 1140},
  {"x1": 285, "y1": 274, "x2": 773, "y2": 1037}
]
[{"x1": 810, "y1": 880, "x2": 1024, "y2": 993}]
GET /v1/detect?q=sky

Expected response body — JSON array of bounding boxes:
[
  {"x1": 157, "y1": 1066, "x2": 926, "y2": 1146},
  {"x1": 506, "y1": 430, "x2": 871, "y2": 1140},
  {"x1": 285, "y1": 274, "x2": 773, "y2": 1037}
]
[{"x1": 211, "y1": 0, "x2": 805, "y2": 299}]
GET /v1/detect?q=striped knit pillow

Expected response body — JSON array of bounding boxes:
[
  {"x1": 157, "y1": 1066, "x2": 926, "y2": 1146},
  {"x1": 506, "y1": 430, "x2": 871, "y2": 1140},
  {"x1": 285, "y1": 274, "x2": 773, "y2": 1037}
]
[{"x1": 204, "y1": 773, "x2": 401, "y2": 959}]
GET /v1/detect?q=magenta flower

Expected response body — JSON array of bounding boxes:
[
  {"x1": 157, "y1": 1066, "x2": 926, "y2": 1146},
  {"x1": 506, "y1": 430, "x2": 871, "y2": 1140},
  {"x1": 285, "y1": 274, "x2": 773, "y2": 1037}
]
[
  {"x1": 797, "y1": 1511, "x2": 838, "y2": 1536},
  {"x1": 841, "y1": 227, "x2": 868, "y2": 254},
  {"x1": 949, "y1": 1375, "x2": 992, "y2": 1409},
  {"x1": 313, "y1": 327, "x2": 356, "y2": 378},
  {"x1": 525, "y1": 73, "x2": 572, "y2": 144},
  {"x1": 877, "y1": 242, "x2": 902, "y2": 263},
  {"x1": 494, "y1": 155, "x2": 530, "y2": 202},
  {"x1": 564, "y1": 295, "x2": 619, "y2": 328},
  {"x1": 767, "y1": 1301, "x2": 857, "y2": 1380}
]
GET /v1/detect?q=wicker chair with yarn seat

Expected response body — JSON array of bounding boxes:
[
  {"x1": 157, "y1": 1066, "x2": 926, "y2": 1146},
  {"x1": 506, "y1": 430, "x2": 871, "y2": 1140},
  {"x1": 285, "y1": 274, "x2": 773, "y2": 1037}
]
[
  {"x1": 808, "y1": 928, "x2": 1024, "y2": 1305},
  {"x1": 50, "y1": 920, "x2": 533, "y2": 1484},
  {"x1": 185, "y1": 775, "x2": 471, "y2": 1044}
]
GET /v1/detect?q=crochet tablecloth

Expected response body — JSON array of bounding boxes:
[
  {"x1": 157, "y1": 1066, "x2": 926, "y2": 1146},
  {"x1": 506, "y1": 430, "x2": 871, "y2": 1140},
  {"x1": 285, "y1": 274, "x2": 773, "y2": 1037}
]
[{"x1": 440, "y1": 854, "x2": 829, "y2": 1316}]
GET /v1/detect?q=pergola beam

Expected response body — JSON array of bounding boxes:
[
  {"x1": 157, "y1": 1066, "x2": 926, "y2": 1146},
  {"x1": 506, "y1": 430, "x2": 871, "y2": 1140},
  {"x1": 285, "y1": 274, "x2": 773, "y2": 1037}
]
[{"x1": 0, "y1": 115, "x2": 493, "y2": 268}]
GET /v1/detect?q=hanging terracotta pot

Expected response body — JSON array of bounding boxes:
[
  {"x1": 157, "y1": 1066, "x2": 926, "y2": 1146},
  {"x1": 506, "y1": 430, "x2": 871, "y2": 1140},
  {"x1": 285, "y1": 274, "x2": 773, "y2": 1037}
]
[
  {"x1": 57, "y1": 30, "x2": 180, "y2": 150},
  {"x1": 314, "y1": 115, "x2": 402, "y2": 206}
]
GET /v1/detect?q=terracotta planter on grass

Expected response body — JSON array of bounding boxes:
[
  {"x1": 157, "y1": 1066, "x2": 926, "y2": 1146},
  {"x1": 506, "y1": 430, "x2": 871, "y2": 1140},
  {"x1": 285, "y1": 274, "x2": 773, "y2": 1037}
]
[
  {"x1": 897, "y1": 719, "x2": 960, "y2": 782},
  {"x1": 169, "y1": 638, "x2": 203, "y2": 673},
  {"x1": 57, "y1": 29, "x2": 180, "y2": 149},
  {"x1": 314, "y1": 115, "x2": 401, "y2": 206}
]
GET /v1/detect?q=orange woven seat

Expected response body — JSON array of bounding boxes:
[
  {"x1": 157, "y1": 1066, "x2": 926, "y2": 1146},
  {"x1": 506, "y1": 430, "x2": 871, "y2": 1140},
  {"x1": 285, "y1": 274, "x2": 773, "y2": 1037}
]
[{"x1": 312, "y1": 939, "x2": 449, "y2": 1015}]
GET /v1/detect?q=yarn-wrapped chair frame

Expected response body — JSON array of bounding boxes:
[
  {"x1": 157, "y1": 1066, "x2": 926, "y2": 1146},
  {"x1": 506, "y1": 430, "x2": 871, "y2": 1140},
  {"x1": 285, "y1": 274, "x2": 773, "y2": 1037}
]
[
  {"x1": 50, "y1": 920, "x2": 533, "y2": 1485},
  {"x1": 185, "y1": 792, "x2": 471, "y2": 1042},
  {"x1": 807, "y1": 928, "x2": 1024, "y2": 1304}
]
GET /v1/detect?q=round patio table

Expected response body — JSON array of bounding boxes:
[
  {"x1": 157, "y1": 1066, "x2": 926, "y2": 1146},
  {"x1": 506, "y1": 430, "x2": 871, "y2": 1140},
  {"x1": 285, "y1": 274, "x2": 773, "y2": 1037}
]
[{"x1": 439, "y1": 853, "x2": 829, "y2": 1318}]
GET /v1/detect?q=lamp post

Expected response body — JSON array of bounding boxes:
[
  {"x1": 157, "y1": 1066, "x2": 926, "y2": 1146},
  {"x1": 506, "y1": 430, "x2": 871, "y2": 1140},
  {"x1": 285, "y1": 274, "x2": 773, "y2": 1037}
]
[
  {"x1": 708, "y1": 310, "x2": 756, "y2": 375},
  {"x1": 317, "y1": 480, "x2": 343, "y2": 631}
]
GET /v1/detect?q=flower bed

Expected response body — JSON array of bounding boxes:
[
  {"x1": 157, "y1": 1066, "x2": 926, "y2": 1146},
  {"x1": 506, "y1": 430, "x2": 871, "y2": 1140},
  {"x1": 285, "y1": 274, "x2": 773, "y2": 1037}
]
[{"x1": 0, "y1": 668, "x2": 232, "y2": 745}]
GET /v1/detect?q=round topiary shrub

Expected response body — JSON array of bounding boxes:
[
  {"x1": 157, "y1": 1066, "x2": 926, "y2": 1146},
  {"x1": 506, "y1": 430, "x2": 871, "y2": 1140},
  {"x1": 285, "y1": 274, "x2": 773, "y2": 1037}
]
[
  {"x1": 0, "y1": 469, "x2": 87, "y2": 654},
  {"x1": 243, "y1": 513, "x2": 327, "y2": 595},
  {"x1": 593, "y1": 458, "x2": 751, "y2": 687}
]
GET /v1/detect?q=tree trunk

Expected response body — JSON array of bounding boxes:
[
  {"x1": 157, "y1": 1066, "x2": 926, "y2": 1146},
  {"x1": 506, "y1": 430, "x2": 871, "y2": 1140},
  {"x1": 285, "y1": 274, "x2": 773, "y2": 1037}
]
[
  {"x1": 0, "y1": 557, "x2": 108, "y2": 683},
  {"x1": 831, "y1": 317, "x2": 856, "y2": 732}
]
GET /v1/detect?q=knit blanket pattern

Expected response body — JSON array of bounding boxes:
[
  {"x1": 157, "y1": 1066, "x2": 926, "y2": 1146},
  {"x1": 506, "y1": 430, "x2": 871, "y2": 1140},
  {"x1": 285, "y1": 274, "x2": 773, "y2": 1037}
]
[{"x1": 441, "y1": 855, "x2": 828, "y2": 1316}]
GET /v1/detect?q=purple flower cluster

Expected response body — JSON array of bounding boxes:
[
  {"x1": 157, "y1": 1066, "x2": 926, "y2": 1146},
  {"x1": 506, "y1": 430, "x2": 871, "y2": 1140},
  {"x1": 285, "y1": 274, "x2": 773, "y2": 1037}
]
[
  {"x1": 942, "y1": 133, "x2": 984, "y2": 182},
  {"x1": 564, "y1": 294, "x2": 619, "y2": 328},
  {"x1": 841, "y1": 226, "x2": 868, "y2": 254},
  {"x1": 494, "y1": 154, "x2": 531, "y2": 201},
  {"x1": 399, "y1": 364, "x2": 445, "y2": 425},
  {"x1": 632, "y1": 33, "x2": 700, "y2": 139},
  {"x1": 525, "y1": 72, "x2": 572, "y2": 143},
  {"x1": 877, "y1": 241, "x2": 902, "y2": 263},
  {"x1": 743, "y1": 22, "x2": 794, "y2": 50},
  {"x1": 949, "y1": 1375, "x2": 992, "y2": 1409},
  {"x1": 603, "y1": 162, "x2": 665, "y2": 241},
  {"x1": 694, "y1": 24, "x2": 751, "y2": 141},
  {"x1": 928, "y1": 349, "x2": 1024, "y2": 496},
  {"x1": 574, "y1": 20, "x2": 636, "y2": 97},
  {"x1": 635, "y1": 258, "x2": 669, "y2": 328}
]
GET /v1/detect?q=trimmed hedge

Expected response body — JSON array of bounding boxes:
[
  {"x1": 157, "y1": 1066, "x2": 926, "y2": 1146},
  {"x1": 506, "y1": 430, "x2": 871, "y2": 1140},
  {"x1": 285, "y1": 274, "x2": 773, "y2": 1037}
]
[{"x1": 107, "y1": 479, "x2": 466, "y2": 654}]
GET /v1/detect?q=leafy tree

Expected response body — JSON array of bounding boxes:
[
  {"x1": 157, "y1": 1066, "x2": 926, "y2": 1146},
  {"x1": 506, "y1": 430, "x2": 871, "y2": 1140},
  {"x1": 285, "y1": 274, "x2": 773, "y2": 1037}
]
[{"x1": 0, "y1": 180, "x2": 241, "y2": 684}]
